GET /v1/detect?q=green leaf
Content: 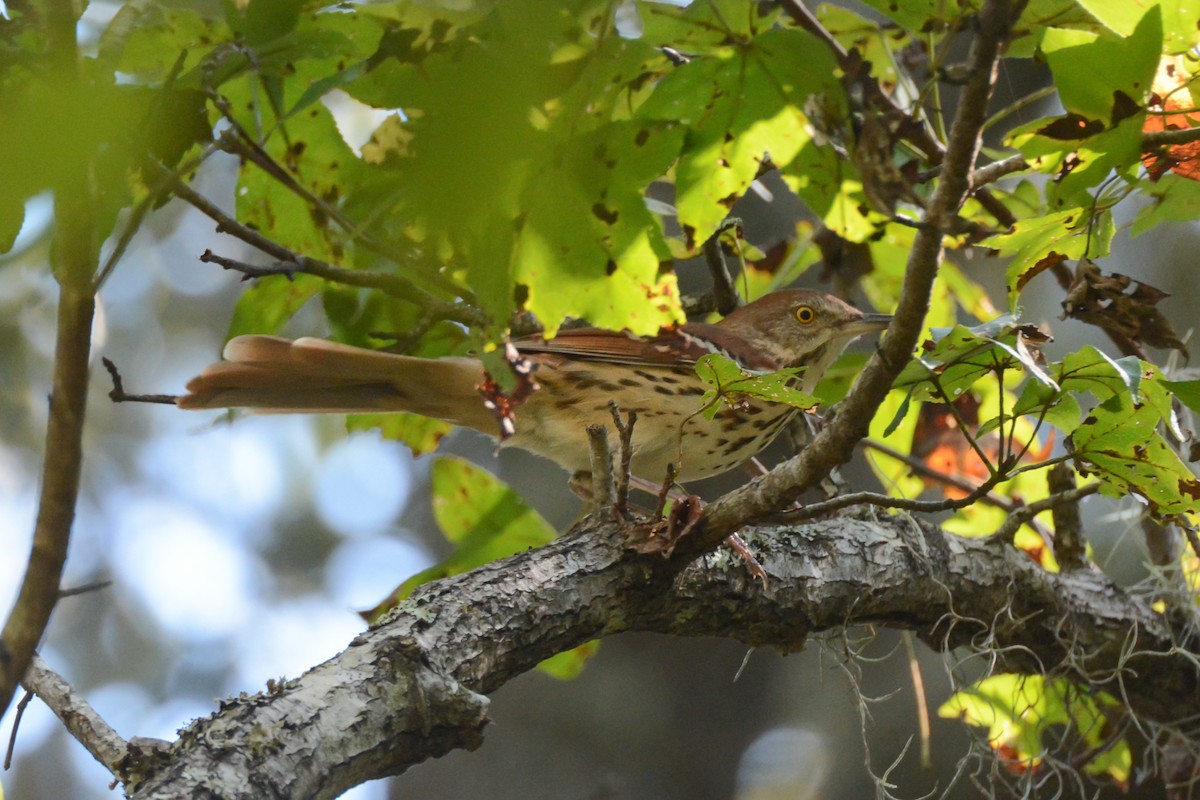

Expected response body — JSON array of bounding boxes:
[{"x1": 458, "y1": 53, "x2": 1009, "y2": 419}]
[
  {"x1": 1007, "y1": 114, "x2": 1144, "y2": 206},
  {"x1": 638, "y1": 27, "x2": 842, "y2": 247},
  {"x1": 785, "y1": 138, "x2": 884, "y2": 243},
  {"x1": 1159, "y1": 0, "x2": 1200, "y2": 50},
  {"x1": 1056, "y1": 346, "x2": 1143, "y2": 400},
  {"x1": 1011, "y1": 1, "x2": 1108, "y2": 57},
  {"x1": 984, "y1": 207, "x2": 1113, "y2": 308},
  {"x1": 227, "y1": 273, "x2": 323, "y2": 338},
  {"x1": 694, "y1": 354, "x2": 817, "y2": 419},
  {"x1": 1164, "y1": 379, "x2": 1200, "y2": 414},
  {"x1": 1133, "y1": 175, "x2": 1200, "y2": 236},
  {"x1": 1041, "y1": 8, "x2": 1161, "y2": 120},
  {"x1": 513, "y1": 120, "x2": 687, "y2": 336},
  {"x1": 855, "y1": 0, "x2": 962, "y2": 31},
  {"x1": 1071, "y1": 393, "x2": 1200, "y2": 517},
  {"x1": 346, "y1": 413, "x2": 453, "y2": 457},
  {"x1": 639, "y1": 0, "x2": 781, "y2": 50},
  {"x1": 536, "y1": 640, "x2": 601, "y2": 680},
  {"x1": 1011, "y1": 380, "x2": 1083, "y2": 434},
  {"x1": 0, "y1": 195, "x2": 24, "y2": 255},
  {"x1": 223, "y1": 0, "x2": 303, "y2": 46},
  {"x1": 100, "y1": 4, "x2": 229, "y2": 77},
  {"x1": 892, "y1": 317, "x2": 1023, "y2": 401},
  {"x1": 940, "y1": 674, "x2": 1131, "y2": 784},
  {"x1": 431, "y1": 456, "x2": 557, "y2": 551}
]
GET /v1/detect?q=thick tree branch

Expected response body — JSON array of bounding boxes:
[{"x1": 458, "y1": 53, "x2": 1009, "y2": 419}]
[{"x1": 120, "y1": 513, "x2": 1198, "y2": 798}]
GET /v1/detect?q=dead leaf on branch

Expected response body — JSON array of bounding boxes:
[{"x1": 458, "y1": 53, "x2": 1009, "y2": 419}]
[{"x1": 1061, "y1": 260, "x2": 1187, "y2": 356}]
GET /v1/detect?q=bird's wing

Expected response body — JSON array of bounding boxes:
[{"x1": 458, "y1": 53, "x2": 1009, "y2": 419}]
[{"x1": 514, "y1": 324, "x2": 777, "y2": 370}]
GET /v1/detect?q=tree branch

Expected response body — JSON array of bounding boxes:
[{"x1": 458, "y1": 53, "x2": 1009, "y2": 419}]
[
  {"x1": 698, "y1": 0, "x2": 1025, "y2": 547},
  {"x1": 0, "y1": 0, "x2": 98, "y2": 717},
  {"x1": 120, "y1": 513, "x2": 1199, "y2": 798},
  {"x1": 21, "y1": 653, "x2": 128, "y2": 772},
  {"x1": 154, "y1": 166, "x2": 488, "y2": 330}
]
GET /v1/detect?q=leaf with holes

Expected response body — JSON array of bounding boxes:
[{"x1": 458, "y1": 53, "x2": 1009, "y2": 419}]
[
  {"x1": 1070, "y1": 393, "x2": 1200, "y2": 517},
  {"x1": 638, "y1": 27, "x2": 842, "y2": 249},
  {"x1": 694, "y1": 354, "x2": 816, "y2": 421}
]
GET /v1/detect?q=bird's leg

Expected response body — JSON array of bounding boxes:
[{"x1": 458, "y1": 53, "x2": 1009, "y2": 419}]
[{"x1": 625, "y1": 467, "x2": 767, "y2": 585}]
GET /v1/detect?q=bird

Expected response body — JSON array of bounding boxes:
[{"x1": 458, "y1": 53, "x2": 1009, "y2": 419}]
[{"x1": 179, "y1": 289, "x2": 891, "y2": 485}]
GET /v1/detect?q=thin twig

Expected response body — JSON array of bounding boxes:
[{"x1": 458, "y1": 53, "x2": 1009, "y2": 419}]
[
  {"x1": 21, "y1": 652, "x2": 128, "y2": 774},
  {"x1": 970, "y1": 154, "x2": 1030, "y2": 190},
  {"x1": 213, "y1": 126, "x2": 469, "y2": 300},
  {"x1": 1144, "y1": 126, "x2": 1200, "y2": 148},
  {"x1": 703, "y1": 219, "x2": 745, "y2": 314},
  {"x1": 990, "y1": 484, "x2": 1100, "y2": 544},
  {"x1": 587, "y1": 424, "x2": 615, "y2": 510},
  {"x1": 607, "y1": 403, "x2": 636, "y2": 515},
  {"x1": 200, "y1": 249, "x2": 299, "y2": 280},
  {"x1": 3, "y1": 689, "x2": 32, "y2": 769},
  {"x1": 58, "y1": 580, "x2": 112, "y2": 599},
  {"x1": 101, "y1": 357, "x2": 179, "y2": 406},
  {"x1": 864, "y1": 439, "x2": 1049, "y2": 533},
  {"x1": 776, "y1": 468, "x2": 1009, "y2": 523},
  {"x1": 151, "y1": 163, "x2": 488, "y2": 329}
]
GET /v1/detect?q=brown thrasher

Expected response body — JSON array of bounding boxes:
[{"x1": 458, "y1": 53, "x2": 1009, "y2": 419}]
[{"x1": 179, "y1": 290, "x2": 891, "y2": 484}]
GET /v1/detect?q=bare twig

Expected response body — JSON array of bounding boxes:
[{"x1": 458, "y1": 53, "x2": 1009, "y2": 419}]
[
  {"x1": 101, "y1": 357, "x2": 179, "y2": 406},
  {"x1": 1047, "y1": 461, "x2": 1088, "y2": 570},
  {"x1": 607, "y1": 403, "x2": 636, "y2": 515},
  {"x1": 777, "y1": 468, "x2": 1008, "y2": 522},
  {"x1": 200, "y1": 249, "x2": 299, "y2": 280},
  {"x1": 703, "y1": 219, "x2": 745, "y2": 314},
  {"x1": 21, "y1": 653, "x2": 128, "y2": 774},
  {"x1": 1144, "y1": 126, "x2": 1200, "y2": 148},
  {"x1": 58, "y1": 580, "x2": 112, "y2": 599},
  {"x1": 587, "y1": 424, "x2": 616, "y2": 510},
  {"x1": 213, "y1": 126, "x2": 468, "y2": 300},
  {"x1": 970, "y1": 154, "x2": 1030, "y2": 190},
  {"x1": 990, "y1": 483, "x2": 1100, "y2": 544},
  {"x1": 3, "y1": 689, "x2": 32, "y2": 769},
  {"x1": 152, "y1": 164, "x2": 489, "y2": 330}
]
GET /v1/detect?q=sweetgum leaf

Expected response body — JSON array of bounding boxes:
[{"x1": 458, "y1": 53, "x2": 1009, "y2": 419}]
[
  {"x1": 1041, "y1": 8, "x2": 1161, "y2": 121},
  {"x1": 1071, "y1": 393, "x2": 1200, "y2": 517},
  {"x1": 984, "y1": 207, "x2": 1114, "y2": 307},
  {"x1": 637, "y1": 27, "x2": 842, "y2": 248}
]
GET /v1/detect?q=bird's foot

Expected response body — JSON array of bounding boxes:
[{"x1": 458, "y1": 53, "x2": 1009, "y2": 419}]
[{"x1": 624, "y1": 469, "x2": 767, "y2": 585}]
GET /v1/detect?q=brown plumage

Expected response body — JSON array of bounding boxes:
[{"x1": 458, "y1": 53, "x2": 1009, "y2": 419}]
[{"x1": 180, "y1": 290, "x2": 890, "y2": 482}]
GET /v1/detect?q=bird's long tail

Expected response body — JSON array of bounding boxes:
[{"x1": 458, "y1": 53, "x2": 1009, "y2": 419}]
[{"x1": 178, "y1": 335, "x2": 494, "y2": 431}]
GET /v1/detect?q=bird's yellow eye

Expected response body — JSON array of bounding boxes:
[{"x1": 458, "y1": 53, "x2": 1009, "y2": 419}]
[{"x1": 795, "y1": 305, "x2": 816, "y2": 324}]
